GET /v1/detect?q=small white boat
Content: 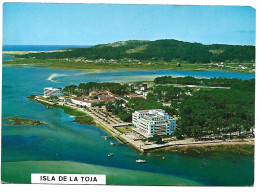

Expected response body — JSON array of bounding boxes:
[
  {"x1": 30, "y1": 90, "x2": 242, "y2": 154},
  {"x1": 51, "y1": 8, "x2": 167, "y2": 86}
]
[
  {"x1": 108, "y1": 153, "x2": 113, "y2": 157},
  {"x1": 136, "y1": 159, "x2": 146, "y2": 163},
  {"x1": 162, "y1": 157, "x2": 166, "y2": 160}
]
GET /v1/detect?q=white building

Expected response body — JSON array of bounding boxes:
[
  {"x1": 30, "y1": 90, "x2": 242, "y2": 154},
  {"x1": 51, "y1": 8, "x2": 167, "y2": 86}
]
[
  {"x1": 132, "y1": 109, "x2": 176, "y2": 135},
  {"x1": 59, "y1": 95, "x2": 71, "y2": 102},
  {"x1": 71, "y1": 97, "x2": 105, "y2": 107},
  {"x1": 129, "y1": 83, "x2": 135, "y2": 91},
  {"x1": 140, "y1": 84, "x2": 148, "y2": 91},
  {"x1": 44, "y1": 87, "x2": 63, "y2": 98}
]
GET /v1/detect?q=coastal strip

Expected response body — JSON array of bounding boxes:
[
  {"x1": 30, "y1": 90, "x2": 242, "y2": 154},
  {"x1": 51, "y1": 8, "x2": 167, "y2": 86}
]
[
  {"x1": 28, "y1": 95, "x2": 130, "y2": 146},
  {"x1": 28, "y1": 95, "x2": 254, "y2": 154}
]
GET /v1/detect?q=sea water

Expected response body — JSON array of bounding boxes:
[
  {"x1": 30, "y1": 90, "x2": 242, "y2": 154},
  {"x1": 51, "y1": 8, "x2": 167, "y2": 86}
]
[
  {"x1": 1, "y1": 65, "x2": 254, "y2": 185},
  {"x1": 1, "y1": 45, "x2": 255, "y2": 185}
]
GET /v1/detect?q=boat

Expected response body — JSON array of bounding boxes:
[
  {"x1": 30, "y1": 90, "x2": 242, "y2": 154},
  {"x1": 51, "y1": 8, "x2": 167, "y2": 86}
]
[
  {"x1": 110, "y1": 142, "x2": 115, "y2": 146},
  {"x1": 162, "y1": 157, "x2": 166, "y2": 160},
  {"x1": 108, "y1": 153, "x2": 113, "y2": 157},
  {"x1": 136, "y1": 159, "x2": 146, "y2": 163}
]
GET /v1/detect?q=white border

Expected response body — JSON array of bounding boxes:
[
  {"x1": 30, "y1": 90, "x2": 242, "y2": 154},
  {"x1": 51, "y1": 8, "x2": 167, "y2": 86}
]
[{"x1": 0, "y1": 0, "x2": 258, "y2": 194}]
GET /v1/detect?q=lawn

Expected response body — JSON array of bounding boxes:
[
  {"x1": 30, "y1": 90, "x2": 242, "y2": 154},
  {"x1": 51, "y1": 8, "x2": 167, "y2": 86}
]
[{"x1": 114, "y1": 126, "x2": 133, "y2": 133}]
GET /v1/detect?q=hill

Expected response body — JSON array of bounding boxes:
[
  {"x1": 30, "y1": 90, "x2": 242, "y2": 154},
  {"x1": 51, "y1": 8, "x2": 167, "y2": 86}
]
[{"x1": 17, "y1": 39, "x2": 255, "y2": 64}]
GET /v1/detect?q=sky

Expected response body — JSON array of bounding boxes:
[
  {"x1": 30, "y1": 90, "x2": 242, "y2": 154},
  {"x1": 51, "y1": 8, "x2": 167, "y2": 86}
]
[{"x1": 3, "y1": 3, "x2": 256, "y2": 46}]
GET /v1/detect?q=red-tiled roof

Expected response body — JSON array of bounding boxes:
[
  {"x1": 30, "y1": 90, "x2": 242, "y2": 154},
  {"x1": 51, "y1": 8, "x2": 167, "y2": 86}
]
[
  {"x1": 99, "y1": 96, "x2": 116, "y2": 102},
  {"x1": 125, "y1": 93, "x2": 144, "y2": 99},
  {"x1": 72, "y1": 96, "x2": 104, "y2": 103}
]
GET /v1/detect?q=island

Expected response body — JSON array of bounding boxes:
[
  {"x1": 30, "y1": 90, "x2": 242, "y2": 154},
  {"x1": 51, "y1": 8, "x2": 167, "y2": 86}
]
[
  {"x1": 4, "y1": 116, "x2": 44, "y2": 126},
  {"x1": 3, "y1": 39, "x2": 255, "y2": 73},
  {"x1": 28, "y1": 76, "x2": 255, "y2": 154}
]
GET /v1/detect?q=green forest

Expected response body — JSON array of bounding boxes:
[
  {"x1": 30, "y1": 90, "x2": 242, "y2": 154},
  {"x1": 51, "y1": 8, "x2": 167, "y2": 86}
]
[{"x1": 16, "y1": 39, "x2": 255, "y2": 64}]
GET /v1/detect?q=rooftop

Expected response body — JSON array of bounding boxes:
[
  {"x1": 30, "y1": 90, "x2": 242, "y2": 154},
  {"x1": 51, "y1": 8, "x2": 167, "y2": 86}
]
[
  {"x1": 99, "y1": 96, "x2": 116, "y2": 102},
  {"x1": 135, "y1": 109, "x2": 164, "y2": 113},
  {"x1": 72, "y1": 96, "x2": 104, "y2": 103},
  {"x1": 125, "y1": 93, "x2": 144, "y2": 99},
  {"x1": 44, "y1": 87, "x2": 61, "y2": 91}
]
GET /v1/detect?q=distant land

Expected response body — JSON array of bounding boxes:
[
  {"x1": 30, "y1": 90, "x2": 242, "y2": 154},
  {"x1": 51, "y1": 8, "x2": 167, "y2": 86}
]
[{"x1": 3, "y1": 39, "x2": 255, "y2": 73}]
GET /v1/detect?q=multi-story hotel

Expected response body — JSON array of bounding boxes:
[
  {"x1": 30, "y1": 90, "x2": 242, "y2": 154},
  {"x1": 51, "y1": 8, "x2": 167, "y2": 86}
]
[
  {"x1": 44, "y1": 87, "x2": 63, "y2": 98},
  {"x1": 132, "y1": 109, "x2": 176, "y2": 135}
]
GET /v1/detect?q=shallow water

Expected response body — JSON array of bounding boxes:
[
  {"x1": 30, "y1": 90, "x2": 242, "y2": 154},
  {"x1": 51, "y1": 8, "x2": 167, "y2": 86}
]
[{"x1": 1, "y1": 66, "x2": 254, "y2": 185}]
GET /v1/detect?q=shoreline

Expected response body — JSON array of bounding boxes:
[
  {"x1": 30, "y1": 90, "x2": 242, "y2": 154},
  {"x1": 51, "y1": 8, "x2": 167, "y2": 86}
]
[
  {"x1": 29, "y1": 95, "x2": 254, "y2": 154},
  {"x1": 2, "y1": 58, "x2": 255, "y2": 74},
  {"x1": 151, "y1": 139, "x2": 254, "y2": 155},
  {"x1": 2, "y1": 63, "x2": 255, "y2": 75}
]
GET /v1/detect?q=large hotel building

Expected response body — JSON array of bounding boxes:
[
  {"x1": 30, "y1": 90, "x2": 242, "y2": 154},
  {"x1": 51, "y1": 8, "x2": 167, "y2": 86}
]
[
  {"x1": 132, "y1": 109, "x2": 176, "y2": 135},
  {"x1": 44, "y1": 87, "x2": 63, "y2": 98}
]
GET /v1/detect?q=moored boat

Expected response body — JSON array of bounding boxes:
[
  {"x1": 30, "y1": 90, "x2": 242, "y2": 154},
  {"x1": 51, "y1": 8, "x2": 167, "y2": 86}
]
[
  {"x1": 108, "y1": 153, "x2": 113, "y2": 157},
  {"x1": 136, "y1": 159, "x2": 146, "y2": 163}
]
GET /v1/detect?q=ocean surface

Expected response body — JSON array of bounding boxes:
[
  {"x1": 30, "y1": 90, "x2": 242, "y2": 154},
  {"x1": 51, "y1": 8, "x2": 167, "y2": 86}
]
[
  {"x1": 1, "y1": 45, "x2": 255, "y2": 185},
  {"x1": 3, "y1": 45, "x2": 91, "y2": 51},
  {"x1": 2, "y1": 45, "x2": 91, "y2": 61}
]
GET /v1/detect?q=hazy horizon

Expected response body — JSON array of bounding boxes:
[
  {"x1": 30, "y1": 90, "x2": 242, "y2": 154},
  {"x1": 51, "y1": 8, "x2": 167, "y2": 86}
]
[{"x1": 2, "y1": 38, "x2": 256, "y2": 46}]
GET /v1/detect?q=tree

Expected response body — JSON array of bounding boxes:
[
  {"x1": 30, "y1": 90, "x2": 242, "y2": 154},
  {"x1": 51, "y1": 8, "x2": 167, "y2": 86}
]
[
  {"x1": 173, "y1": 130, "x2": 184, "y2": 140},
  {"x1": 148, "y1": 134, "x2": 163, "y2": 144}
]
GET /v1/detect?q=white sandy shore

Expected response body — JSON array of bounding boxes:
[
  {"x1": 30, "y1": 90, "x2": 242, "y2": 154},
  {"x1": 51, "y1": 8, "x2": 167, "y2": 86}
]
[{"x1": 47, "y1": 73, "x2": 66, "y2": 83}]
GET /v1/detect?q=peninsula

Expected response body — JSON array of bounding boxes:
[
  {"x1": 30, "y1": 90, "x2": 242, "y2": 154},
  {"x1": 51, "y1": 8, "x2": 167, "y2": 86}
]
[
  {"x1": 28, "y1": 76, "x2": 255, "y2": 153},
  {"x1": 3, "y1": 39, "x2": 255, "y2": 73}
]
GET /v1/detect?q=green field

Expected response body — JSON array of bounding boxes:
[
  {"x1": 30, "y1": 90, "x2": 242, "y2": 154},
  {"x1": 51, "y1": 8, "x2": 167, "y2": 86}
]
[{"x1": 114, "y1": 126, "x2": 133, "y2": 133}]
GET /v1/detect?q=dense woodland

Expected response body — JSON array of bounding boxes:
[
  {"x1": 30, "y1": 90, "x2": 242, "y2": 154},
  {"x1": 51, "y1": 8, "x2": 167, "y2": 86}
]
[
  {"x1": 154, "y1": 76, "x2": 255, "y2": 88},
  {"x1": 62, "y1": 76, "x2": 255, "y2": 140},
  {"x1": 63, "y1": 82, "x2": 128, "y2": 96},
  {"x1": 17, "y1": 39, "x2": 255, "y2": 63},
  {"x1": 177, "y1": 86, "x2": 254, "y2": 139}
]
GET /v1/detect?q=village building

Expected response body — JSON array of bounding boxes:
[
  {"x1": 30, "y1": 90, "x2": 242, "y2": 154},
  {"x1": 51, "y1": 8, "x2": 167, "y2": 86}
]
[
  {"x1": 59, "y1": 95, "x2": 71, "y2": 102},
  {"x1": 140, "y1": 84, "x2": 148, "y2": 91},
  {"x1": 135, "y1": 90, "x2": 143, "y2": 95},
  {"x1": 132, "y1": 109, "x2": 176, "y2": 135},
  {"x1": 142, "y1": 92, "x2": 149, "y2": 97},
  {"x1": 124, "y1": 93, "x2": 144, "y2": 99},
  {"x1": 129, "y1": 83, "x2": 135, "y2": 91},
  {"x1": 89, "y1": 90, "x2": 120, "y2": 102},
  {"x1": 98, "y1": 96, "x2": 116, "y2": 102}
]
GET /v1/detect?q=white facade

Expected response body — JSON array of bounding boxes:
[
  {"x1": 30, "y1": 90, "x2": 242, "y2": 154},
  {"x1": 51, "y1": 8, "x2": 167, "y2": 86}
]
[
  {"x1": 71, "y1": 97, "x2": 105, "y2": 107},
  {"x1": 132, "y1": 109, "x2": 176, "y2": 135},
  {"x1": 59, "y1": 96, "x2": 71, "y2": 102},
  {"x1": 44, "y1": 87, "x2": 63, "y2": 98},
  {"x1": 140, "y1": 84, "x2": 148, "y2": 91}
]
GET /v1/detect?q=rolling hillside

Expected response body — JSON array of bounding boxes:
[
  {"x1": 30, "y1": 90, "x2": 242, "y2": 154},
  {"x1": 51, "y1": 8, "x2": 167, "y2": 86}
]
[{"x1": 16, "y1": 39, "x2": 255, "y2": 64}]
